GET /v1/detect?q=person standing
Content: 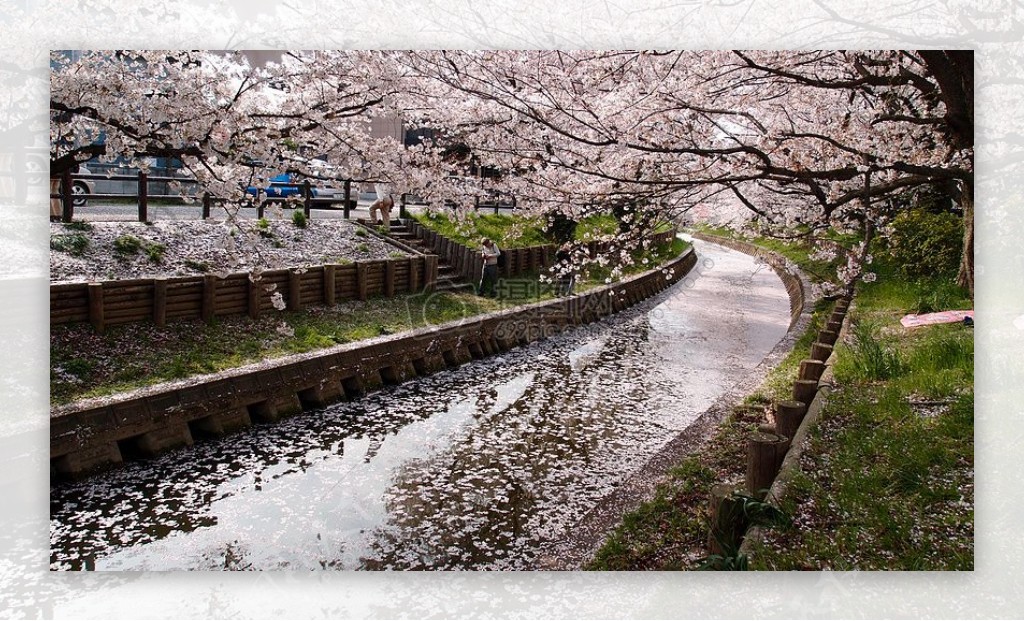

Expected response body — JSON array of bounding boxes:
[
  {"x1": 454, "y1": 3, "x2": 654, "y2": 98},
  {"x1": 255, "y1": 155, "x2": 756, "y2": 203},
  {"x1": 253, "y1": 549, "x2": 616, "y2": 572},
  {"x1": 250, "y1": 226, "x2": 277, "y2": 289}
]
[
  {"x1": 479, "y1": 237, "x2": 501, "y2": 297},
  {"x1": 368, "y1": 182, "x2": 395, "y2": 231},
  {"x1": 554, "y1": 242, "x2": 576, "y2": 297}
]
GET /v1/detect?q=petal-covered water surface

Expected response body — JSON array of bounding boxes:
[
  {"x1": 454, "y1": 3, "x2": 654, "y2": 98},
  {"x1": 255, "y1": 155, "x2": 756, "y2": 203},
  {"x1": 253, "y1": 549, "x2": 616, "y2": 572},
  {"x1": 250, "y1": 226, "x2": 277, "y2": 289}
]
[{"x1": 50, "y1": 240, "x2": 791, "y2": 570}]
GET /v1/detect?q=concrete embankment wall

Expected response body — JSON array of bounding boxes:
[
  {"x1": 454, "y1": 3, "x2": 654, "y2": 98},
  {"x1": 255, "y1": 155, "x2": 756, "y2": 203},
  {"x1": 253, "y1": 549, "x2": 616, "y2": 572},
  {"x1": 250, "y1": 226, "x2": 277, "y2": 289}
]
[{"x1": 51, "y1": 245, "x2": 697, "y2": 481}]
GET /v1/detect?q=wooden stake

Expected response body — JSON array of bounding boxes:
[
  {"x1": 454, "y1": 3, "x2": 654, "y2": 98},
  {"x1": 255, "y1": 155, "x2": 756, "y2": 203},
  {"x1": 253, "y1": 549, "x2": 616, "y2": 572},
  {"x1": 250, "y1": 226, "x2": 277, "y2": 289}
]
[
  {"x1": 810, "y1": 341, "x2": 833, "y2": 362},
  {"x1": 87, "y1": 282, "x2": 104, "y2": 334},
  {"x1": 708, "y1": 483, "x2": 747, "y2": 555},
  {"x1": 775, "y1": 400, "x2": 806, "y2": 450},
  {"x1": 793, "y1": 379, "x2": 818, "y2": 407},
  {"x1": 746, "y1": 431, "x2": 788, "y2": 498}
]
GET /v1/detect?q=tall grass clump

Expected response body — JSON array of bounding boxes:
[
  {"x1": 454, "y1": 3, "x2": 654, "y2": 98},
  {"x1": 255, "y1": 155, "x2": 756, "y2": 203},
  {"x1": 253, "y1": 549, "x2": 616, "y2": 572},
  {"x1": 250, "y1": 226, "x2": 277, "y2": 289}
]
[{"x1": 837, "y1": 321, "x2": 906, "y2": 382}]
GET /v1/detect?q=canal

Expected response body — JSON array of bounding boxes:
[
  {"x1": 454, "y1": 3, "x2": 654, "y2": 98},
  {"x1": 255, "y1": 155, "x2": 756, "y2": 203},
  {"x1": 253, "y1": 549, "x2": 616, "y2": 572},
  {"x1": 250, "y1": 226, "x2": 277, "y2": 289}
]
[{"x1": 50, "y1": 239, "x2": 792, "y2": 570}]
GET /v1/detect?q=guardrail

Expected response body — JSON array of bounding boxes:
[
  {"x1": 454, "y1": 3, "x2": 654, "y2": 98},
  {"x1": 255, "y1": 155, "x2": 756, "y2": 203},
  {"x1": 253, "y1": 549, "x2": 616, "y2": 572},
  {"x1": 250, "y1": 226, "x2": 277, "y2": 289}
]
[
  {"x1": 50, "y1": 170, "x2": 365, "y2": 223},
  {"x1": 50, "y1": 170, "x2": 522, "y2": 224}
]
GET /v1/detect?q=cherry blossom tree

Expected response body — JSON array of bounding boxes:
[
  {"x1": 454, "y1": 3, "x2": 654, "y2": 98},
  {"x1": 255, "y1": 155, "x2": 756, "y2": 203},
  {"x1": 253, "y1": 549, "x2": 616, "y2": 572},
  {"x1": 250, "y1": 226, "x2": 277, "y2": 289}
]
[
  {"x1": 50, "y1": 50, "x2": 411, "y2": 204},
  {"x1": 50, "y1": 49, "x2": 973, "y2": 295},
  {"x1": 396, "y1": 50, "x2": 973, "y2": 296}
]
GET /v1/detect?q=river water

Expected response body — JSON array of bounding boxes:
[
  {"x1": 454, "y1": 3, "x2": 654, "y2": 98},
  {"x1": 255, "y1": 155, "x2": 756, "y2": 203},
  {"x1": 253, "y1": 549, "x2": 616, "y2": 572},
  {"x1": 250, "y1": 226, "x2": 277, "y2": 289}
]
[{"x1": 50, "y1": 239, "x2": 791, "y2": 571}]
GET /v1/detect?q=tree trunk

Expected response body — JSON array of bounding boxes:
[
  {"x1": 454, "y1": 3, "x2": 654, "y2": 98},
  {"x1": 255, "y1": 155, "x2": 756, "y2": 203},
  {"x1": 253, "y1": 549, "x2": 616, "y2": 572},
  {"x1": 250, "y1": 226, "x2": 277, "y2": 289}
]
[{"x1": 956, "y1": 180, "x2": 974, "y2": 300}]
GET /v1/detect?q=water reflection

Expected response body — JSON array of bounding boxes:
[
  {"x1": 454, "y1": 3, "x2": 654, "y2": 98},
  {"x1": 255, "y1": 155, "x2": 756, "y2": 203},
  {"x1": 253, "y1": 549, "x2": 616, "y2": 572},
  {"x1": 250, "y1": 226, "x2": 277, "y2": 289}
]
[{"x1": 50, "y1": 242, "x2": 791, "y2": 570}]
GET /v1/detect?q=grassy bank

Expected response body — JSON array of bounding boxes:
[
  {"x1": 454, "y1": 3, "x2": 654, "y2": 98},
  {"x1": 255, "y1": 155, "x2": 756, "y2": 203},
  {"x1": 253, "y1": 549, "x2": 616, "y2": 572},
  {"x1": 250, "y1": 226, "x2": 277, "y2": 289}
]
[
  {"x1": 52, "y1": 230, "x2": 688, "y2": 407},
  {"x1": 746, "y1": 258, "x2": 973, "y2": 570},
  {"x1": 586, "y1": 233, "x2": 973, "y2": 571}
]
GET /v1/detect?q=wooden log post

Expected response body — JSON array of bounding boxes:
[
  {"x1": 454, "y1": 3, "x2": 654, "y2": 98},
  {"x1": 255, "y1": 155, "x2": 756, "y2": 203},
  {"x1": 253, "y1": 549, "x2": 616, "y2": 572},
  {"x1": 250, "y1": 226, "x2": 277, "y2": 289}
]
[
  {"x1": 302, "y1": 180, "x2": 312, "y2": 219},
  {"x1": 409, "y1": 256, "x2": 421, "y2": 292},
  {"x1": 384, "y1": 260, "x2": 396, "y2": 297},
  {"x1": 810, "y1": 341, "x2": 833, "y2": 362},
  {"x1": 746, "y1": 431, "x2": 789, "y2": 499},
  {"x1": 202, "y1": 192, "x2": 211, "y2": 220},
  {"x1": 818, "y1": 329, "x2": 839, "y2": 346},
  {"x1": 424, "y1": 255, "x2": 438, "y2": 290},
  {"x1": 708, "y1": 483, "x2": 747, "y2": 556},
  {"x1": 399, "y1": 193, "x2": 408, "y2": 219},
  {"x1": 289, "y1": 270, "x2": 302, "y2": 310},
  {"x1": 153, "y1": 277, "x2": 168, "y2": 327},
  {"x1": 87, "y1": 282, "x2": 104, "y2": 334},
  {"x1": 247, "y1": 276, "x2": 261, "y2": 320},
  {"x1": 798, "y1": 359, "x2": 827, "y2": 383},
  {"x1": 344, "y1": 179, "x2": 353, "y2": 219},
  {"x1": 324, "y1": 264, "x2": 337, "y2": 306},
  {"x1": 60, "y1": 169, "x2": 74, "y2": 223},
  {"x1": 356, "y1": 262, "x2": 369, "y2": 300},
  {"x1": 137, "y1": 171, "x2": 149, "y2": 222},
  {"x1": 775, "y1": 400, "x2": 806, "y2": 450},
  {"x1": 793, "y1": 379, "x2": 818, "y2": 408},
  {"x1": 202, "y1": 274, "x2": 217, "y2": 324}
]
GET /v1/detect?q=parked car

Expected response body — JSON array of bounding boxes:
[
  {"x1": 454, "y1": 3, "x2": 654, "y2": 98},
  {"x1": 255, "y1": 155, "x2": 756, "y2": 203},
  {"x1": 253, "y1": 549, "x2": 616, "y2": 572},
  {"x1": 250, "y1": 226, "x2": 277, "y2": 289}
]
[
  {"x1": 71, "y1": 165, "x2": 96, "y2": 207},
  {"x1": 245, "y1": 172, "x2": 347, "y2": 207},
  {"x1": 71, "y1": 162, "x2": 197, "y2": 206}
]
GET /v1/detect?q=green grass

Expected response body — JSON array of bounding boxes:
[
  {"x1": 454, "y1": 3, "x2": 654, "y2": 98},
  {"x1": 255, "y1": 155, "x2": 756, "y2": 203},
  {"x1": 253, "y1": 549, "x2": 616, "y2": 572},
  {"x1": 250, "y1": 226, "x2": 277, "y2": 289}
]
[
  {"x1": 51, "y1": 232, "x2": 691, "y2": 407},
  {"x1": 588, "y1": 229, "x2": 973, "y2": 571},
  {"x1": 746, "y1": 259, "x2": 973, "y2": 570},
  {"x1": 51, "y1": 273, "x2": 575, "y2": 406},
  {"x1": 52, "y1": 291, "x2": 496, "y2": 405},
  {"x1": 413, "y1": 211, "x2": 550, "y2": 248}
]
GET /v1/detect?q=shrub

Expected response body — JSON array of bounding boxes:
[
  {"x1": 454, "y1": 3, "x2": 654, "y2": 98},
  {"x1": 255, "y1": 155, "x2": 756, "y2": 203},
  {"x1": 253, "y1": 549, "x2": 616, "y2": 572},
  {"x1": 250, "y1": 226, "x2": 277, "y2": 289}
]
[
  {"x1": 113, "y1": 234, "x2": 142, "y2": 255},
  {"x1": 886, "y1": 208, "x2": 963, "y2": 279},
  {"x1": 50, "y1": 233, "x2": 90, "y2": 256},
  {"x1": 184, "y1": 259, "x2": 210, "y2": 273},
  {"x1": 62, "y1": 221, "x2": 93, "y2": 232},
  {"x1": 545, "y1": 212, "x2": 578, "y2": 244},
  {"x1": 292, "y1": 210, "x2": 308, "y2": 228},
  {"x1": 256, "y1": 218, "x2": 274, "y2": 238},
  {"x1": 144, "y1": 242, "x2": 166, "y2": 264}
]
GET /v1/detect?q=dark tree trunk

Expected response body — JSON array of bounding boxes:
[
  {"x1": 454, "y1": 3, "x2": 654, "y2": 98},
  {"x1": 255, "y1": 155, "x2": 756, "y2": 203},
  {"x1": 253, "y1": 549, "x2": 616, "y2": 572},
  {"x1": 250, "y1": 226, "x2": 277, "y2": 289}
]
[{"x1": 956, "y1": 179, "x2": 974, "y2": 300}]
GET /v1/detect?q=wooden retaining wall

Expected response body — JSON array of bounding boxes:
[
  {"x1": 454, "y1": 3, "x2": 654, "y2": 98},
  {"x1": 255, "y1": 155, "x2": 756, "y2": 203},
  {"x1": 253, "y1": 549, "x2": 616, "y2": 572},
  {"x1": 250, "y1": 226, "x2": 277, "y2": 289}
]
[
  {"x1": 406, "y1": 220, "x2": 679, "y2": 283},
  {"x1": 51, "y1": 255, "x2": 438, "y2": 333},
  {"x1": 51, "y1": 246, "x2": 698, "y2": 481}
]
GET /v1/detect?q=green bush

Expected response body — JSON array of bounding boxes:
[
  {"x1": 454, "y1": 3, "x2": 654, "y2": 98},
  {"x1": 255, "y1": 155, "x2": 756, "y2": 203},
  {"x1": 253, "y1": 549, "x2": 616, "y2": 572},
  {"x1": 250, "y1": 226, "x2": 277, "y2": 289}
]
[
  {"x1": 292, "y1": 210, "x2": 308, "y2": 228},
  {"x1": 113, "y1": 234, "x2": 142, "y2": 255},
  {"x1": 885, "y1": 208, "x2": 963, "y2": 278},
  {"x1": 50, "y1": 233, "x2": 90, "y2": 256},
  {"x1": 62, "y1": 221, "x2": 93, "y2": 232},
  {"x1": 144, "y1": 242, "x2": 166, "y2": 264}
]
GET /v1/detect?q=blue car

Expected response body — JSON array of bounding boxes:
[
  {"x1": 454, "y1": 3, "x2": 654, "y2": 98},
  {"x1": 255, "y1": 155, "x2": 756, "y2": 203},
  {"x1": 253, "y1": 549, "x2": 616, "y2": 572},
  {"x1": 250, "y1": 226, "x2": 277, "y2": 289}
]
[{"x1": 245, "y1": 173, "x2": 346, "y2": 205}]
